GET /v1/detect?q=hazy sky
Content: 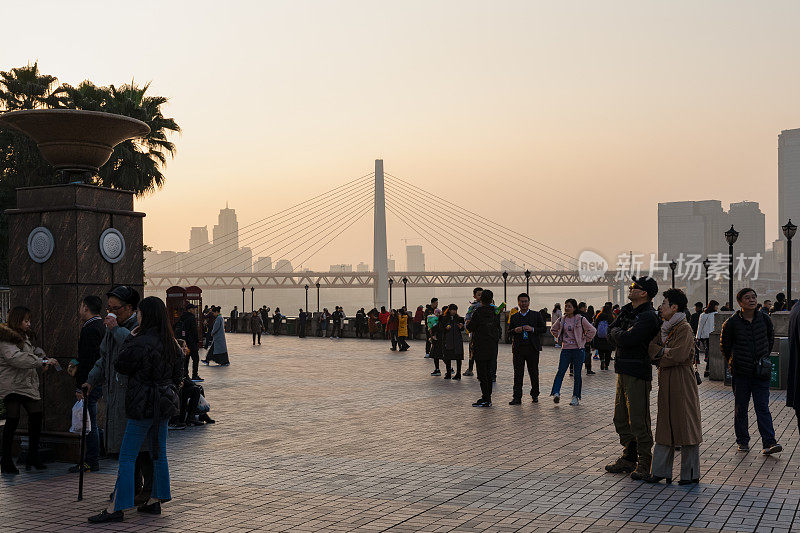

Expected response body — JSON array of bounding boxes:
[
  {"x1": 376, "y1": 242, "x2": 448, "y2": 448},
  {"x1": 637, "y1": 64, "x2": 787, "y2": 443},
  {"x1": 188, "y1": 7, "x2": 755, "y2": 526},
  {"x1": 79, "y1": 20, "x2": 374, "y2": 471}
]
[{"x1": 4, "y1": 1, "x2": 799, "y2": 271}]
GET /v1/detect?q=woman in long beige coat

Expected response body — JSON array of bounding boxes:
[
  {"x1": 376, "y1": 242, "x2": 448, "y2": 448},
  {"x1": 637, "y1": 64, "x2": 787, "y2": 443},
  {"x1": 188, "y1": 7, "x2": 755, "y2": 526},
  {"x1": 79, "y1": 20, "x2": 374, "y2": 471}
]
[{"x1": 644, "y1": 288, "x2": 702, "y2": 485}]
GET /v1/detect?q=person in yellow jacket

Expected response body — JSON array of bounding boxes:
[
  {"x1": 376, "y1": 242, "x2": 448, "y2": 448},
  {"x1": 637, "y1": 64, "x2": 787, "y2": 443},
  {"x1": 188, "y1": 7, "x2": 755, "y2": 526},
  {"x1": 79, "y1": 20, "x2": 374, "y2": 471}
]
[{"x1": 397, "y1": 307, "x2": 411, "y2": 351}]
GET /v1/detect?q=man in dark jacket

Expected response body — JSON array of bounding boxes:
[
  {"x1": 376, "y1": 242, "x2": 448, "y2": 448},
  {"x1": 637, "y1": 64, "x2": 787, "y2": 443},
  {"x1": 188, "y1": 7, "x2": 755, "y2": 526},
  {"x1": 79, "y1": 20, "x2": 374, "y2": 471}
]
[
  {"x1": 787, "y1": 301, "x2": 800, "y2": 432},
  {"x1": 70, "y1": 295, "x2": 105, "y2": 473},
  {"x1": 298, "y1": 309, "x2": 308, "y2": 338},
  {"x1": 176, "y1": 304, "x2": 201, "y2": 381},
  {"x1": 508, "y1": 292, "x2": 545, "y2": 405},
  {"x1": 259, "y1": 306, "x2": 270, "y2": 335},
  {"x1": 721, "y1": 287, "x2": 782, "y2": 455},
  {"x1": 355, "y1": 308, "x2": 367, "y2": 338},
  {"x1": 465, "y1": 289, "x2": 500, "y2": 407},
  {"x1": 605, "y1": 276, "x2": 661, "y2": 480}
]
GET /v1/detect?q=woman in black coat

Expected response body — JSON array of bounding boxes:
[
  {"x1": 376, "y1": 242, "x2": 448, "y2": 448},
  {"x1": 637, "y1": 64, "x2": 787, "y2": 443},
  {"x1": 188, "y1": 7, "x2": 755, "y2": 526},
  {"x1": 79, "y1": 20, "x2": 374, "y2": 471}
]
[
  {"x1": 441, "y1": 304, "x2": 465, "y2": 380},
  {"x1": 593, "y1": 303, "x2": 615, "y2": 370},
  {"x1": 428, "y1": 305, "x2": 448, "y2": 376},
  {"x1": 89, "y1": 296, "x2": 183, "y2": 524}
]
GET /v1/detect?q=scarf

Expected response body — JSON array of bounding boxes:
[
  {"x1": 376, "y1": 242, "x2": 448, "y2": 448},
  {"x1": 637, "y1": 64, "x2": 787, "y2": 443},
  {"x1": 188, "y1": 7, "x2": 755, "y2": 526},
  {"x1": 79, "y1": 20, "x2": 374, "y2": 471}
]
[{"x1": 660, "y1": 311, "x2": 687, "y2": 342}]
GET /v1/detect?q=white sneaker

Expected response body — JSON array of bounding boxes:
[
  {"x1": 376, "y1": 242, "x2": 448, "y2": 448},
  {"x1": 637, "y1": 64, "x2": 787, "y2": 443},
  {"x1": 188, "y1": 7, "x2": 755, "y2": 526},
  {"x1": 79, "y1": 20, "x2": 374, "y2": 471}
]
[{"x1": 570, "y1": 396, "x2": 579, "y2": 406}]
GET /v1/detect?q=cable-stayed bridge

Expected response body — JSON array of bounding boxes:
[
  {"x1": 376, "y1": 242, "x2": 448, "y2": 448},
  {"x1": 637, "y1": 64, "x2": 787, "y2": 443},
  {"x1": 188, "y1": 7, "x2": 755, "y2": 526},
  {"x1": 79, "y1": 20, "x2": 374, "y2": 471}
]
[{"x1": 145, "y1": 160, "x2": 625, "y2": 306}]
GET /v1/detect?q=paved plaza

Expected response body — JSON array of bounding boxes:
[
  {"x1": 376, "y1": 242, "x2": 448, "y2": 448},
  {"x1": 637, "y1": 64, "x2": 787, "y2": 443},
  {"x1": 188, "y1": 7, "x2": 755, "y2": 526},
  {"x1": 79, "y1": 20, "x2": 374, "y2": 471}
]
[{"x1": 2, "y1": 334, "x2": 800, "y2": 532}]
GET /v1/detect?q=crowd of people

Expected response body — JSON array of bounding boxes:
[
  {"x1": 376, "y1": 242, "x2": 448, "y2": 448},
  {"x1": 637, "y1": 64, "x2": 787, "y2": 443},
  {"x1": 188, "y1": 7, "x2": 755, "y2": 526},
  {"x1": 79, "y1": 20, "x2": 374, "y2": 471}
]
[
  {"x1": 0, "y1": 286, "x2": 217, "y2": 524},
  {"x1": 4, "y1": 279, "x2": 800, "y2": 523}
]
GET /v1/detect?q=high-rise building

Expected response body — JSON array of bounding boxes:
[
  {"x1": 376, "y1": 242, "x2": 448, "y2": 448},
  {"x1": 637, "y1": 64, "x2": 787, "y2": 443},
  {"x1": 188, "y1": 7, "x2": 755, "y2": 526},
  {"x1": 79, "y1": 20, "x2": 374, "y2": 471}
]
[
  {"x1": 658, "y1": 200, "x2": 765, "y2": 260},
  {"x1": 330, "y1": 264, "x2": 353, "y2": 272},
  {"x1": 356, "y1": 262, "x2": 370, "y2": 272},
  {"x1": 254, "y1": 256, "x2": 273, "y2": 272},
  {"x1": 779, "y1": 128, "x2": 800, "y2": 229},
  {"x1": 406, "y1": 245, "x2": 425, "y2": 271},
  {"x1": 388, "y1": 258, "x2": 396, "y2": 272},
  {"x1": 189, "y1": 226, "x2": 209, "y2": 250},
  {"x1": 212, "y1": 204, "x2": 240, "y2": 270},
  {"x1": 275, "y1": 259, "x2": 292, "y2": 272}
]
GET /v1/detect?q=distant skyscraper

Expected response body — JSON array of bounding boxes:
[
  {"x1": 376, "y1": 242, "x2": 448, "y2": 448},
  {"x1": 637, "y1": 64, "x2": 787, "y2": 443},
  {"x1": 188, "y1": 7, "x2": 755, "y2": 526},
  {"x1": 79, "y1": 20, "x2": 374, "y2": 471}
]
[
  {"x1": 213, "y1": 204, "x2": 239, "y2": 269},
  {"x1": 406, "y1": 245, "x2": 425, "y2": 271},
  {"x1": 356, "y1": 262, "x2": 370, "y2": 272},
  {"x1": 330, "y1": 264, "x2": 353, "y2": 272},
  {"x1": 275, "y1": 259, "x2": 292, "y2": 272},
  {"x1": 658, "y1": 200, "x2": 765, "y2": 260},
  {"x1": 779, "y1": 128, "x2": 800, "y2": 228},
  {"x1": 388, "y1": 258, "x2": 396, "y2": 271},
  {"x1": 189, "y1": 226, "x2": 209, "y2": 250},
  {"x1": 254, "y1": 256, "x2": 273, "y2": 272}
]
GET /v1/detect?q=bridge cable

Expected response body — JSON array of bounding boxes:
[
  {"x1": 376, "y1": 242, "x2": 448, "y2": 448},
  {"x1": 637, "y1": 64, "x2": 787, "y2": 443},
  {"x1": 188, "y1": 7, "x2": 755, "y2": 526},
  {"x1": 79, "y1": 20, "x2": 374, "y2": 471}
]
[
  {"x1": 384, "y1": 172, "x2": 579, "y2": 266},
  {"x1": 146, "y1": 171, "x2": 374, "y2": 271},
  {"x1": 153, "y1": 178, "x2": 375, "y2": 273},
  {"x1": 385, "y1": 181, "x2": 560, "y2": 270}
]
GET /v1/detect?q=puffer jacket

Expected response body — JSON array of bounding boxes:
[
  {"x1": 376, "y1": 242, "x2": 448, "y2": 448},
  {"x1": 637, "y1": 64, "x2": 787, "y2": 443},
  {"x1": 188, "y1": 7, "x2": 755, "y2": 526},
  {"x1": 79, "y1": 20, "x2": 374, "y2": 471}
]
[
  {"x1": 720, "y1": 311, "x2": 774, "y2": 378},
  {"x1": 608, "y1": 302, "x2": 661, "y2": 381},
  {"x1": 114, "y1": 328, "x2": 183, "y2": 421},
  {"x1": 0, "y1": 325, "x2": 44, "y2": 401}
]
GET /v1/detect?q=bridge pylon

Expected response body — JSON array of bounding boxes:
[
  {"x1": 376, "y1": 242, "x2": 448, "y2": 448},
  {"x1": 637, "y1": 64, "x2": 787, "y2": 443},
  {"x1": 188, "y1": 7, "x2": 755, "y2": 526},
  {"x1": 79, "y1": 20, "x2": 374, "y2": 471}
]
[{"x1": 373, "y1": 159, "x2": 389, "y2": 309}]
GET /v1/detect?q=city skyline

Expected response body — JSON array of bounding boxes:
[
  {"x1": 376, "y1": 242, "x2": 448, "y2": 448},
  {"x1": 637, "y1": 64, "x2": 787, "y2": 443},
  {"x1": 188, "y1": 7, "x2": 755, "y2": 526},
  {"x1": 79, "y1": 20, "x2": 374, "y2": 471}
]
[{"x1": 4, "y1": 1, "x2": 799, "y2": 269}]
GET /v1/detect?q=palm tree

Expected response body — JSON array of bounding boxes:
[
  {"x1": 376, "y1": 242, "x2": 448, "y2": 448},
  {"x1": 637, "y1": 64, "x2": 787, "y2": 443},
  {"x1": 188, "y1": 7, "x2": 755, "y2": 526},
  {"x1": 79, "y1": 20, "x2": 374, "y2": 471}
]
[
  {"x1": 0, "y1": 62, "x2": 62, "y2": 111},
  {"x1": 58, "y1": 80, "x2": 181, "y2": 195}
]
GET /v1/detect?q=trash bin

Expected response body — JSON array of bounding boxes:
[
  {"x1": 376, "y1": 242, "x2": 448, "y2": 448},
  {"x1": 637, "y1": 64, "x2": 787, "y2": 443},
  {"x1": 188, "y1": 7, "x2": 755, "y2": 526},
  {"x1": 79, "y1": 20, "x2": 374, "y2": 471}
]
[{"x1": 773, "y1": 337, "x2": 790, "y2": 390}]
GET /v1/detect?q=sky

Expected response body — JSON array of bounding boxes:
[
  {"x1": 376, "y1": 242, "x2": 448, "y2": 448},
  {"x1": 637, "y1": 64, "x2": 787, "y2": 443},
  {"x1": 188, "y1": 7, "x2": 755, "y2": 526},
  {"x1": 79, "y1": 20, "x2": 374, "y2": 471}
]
[{"x1": 4, "y1": 0, "x2": 799, "y2": 271}]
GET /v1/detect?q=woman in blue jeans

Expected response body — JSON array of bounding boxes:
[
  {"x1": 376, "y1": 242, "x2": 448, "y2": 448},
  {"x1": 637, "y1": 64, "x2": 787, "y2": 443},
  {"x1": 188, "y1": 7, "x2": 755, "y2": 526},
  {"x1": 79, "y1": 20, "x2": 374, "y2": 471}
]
[
  {"x1": 89, "y1": 297, "x2": 183, "y2": 524},
  {"x1": 550, "y1": 299, "x2": 596, "y2": 406}
]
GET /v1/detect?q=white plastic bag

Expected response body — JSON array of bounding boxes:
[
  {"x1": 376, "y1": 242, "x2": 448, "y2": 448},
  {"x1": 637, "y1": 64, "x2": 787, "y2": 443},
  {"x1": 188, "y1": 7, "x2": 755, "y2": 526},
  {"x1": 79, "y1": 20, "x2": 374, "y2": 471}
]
[
  {"x1": 197, "y1": 395, "x2": 210, "y2": 413},
  {"x1": 70, "y1": 400, "x2": 93, "y2": 434}
]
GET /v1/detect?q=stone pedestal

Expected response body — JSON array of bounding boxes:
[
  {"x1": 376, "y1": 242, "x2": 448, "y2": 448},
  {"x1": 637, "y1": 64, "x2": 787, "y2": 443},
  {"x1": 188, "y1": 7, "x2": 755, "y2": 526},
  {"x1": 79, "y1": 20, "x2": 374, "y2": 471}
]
[{"x1": 5, "y1": 184, "x2": 144, "y2": 461}]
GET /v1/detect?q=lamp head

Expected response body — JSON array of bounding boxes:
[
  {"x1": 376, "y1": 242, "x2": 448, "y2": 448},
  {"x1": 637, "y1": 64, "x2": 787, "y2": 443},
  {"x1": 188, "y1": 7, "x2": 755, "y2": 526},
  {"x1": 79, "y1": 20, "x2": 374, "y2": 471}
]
[
  {"x1": 783, "y1": 219, "x2": 797, "y2": 240},
  {"x1": 724, "y1": 225, "x2": 739, "y2": 246}
]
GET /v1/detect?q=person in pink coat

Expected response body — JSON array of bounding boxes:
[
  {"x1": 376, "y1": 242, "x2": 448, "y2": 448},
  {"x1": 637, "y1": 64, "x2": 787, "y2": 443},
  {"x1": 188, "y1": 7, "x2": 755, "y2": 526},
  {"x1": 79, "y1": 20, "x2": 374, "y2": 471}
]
[{"x1": 550, "y1": 299, "x2": 597, "y2": 405}]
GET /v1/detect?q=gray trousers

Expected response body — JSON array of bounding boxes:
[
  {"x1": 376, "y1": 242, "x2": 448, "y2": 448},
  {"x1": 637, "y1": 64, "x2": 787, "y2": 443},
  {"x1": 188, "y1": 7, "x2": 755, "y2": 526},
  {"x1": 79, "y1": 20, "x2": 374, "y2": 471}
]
[{"x1": 651, "y1": 443, "x2": 700, "y2": 481}]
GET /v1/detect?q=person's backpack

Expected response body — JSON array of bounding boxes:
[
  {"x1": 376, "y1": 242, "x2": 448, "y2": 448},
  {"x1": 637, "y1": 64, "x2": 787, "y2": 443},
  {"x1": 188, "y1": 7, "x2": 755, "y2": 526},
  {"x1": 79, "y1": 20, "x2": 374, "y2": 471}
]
[{"x1": 597, "y1": 320, "x2": 609, "y2": 339}]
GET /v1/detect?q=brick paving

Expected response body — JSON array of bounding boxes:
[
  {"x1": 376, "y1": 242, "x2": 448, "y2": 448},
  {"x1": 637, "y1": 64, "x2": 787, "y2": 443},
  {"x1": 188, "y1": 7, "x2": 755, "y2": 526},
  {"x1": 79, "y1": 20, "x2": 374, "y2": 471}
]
[{"x1": 2, "y1": 334, "x2": 800, "y2": 532}]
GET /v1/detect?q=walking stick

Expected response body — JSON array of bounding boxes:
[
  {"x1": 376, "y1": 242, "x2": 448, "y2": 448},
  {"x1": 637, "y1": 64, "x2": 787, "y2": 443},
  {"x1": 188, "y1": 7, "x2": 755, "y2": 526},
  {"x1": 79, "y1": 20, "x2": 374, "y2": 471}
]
[{"x1": 77, "y1": 385, "x2": 89, "y2": 501}]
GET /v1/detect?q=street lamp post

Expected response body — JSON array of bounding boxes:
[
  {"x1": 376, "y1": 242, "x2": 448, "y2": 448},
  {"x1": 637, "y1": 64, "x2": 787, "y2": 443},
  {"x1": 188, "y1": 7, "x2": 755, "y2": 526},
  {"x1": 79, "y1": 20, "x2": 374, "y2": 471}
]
[
  {"x1": 402, "y1": 277, "x2": 408, "y2": 310},
  {"x1": 783, "y1": 219, "x2": 797, "y2": 305},
  {"x1": 724, "y1": 225, "x2": 739, "y2": 310},
  {"x1": 304, "y1": 284, "x2": 309, "y2": 313},
  {"x1": 524, "y1": 269, "x2": 531, "y2": 295},
  {"x1": 502, "y1": 271, "x2": 508, "y2": 303},
  {"x1": 669, "y1": 260, "x2": 677, "y2": 289},
  {"x1": 315, "y1": 281, "x2": 320, "y2": 312},
  {"x1": 241, "y1": 287, "x2": 245, "y2": 311},
  {"x1": 702, "y1": 257, "x2": 711, "y2": 306},
  {"x1": 250, "y1": 287, "x2": 254, "y2": 312},
  {"x1": 389, "y1": 278, "x2": 394, "y2": 309}
]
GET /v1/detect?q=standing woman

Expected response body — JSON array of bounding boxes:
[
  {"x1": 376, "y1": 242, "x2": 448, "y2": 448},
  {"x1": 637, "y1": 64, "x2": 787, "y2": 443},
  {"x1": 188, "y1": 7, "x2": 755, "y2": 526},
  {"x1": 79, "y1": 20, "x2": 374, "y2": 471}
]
[
  {"x1": 203, "y1": 306, "x2": 229, "y2": 366},
  {"x1": 387, "y1": 310, "x2": 399, "y2": 350},
  {"x1": 550, "y1": 299, "x2": 596, "y2": 406},
  {"x1": 88, "y1": 297, "x2": 183, "y2": 523},
  {"x1": 272, "y1": 307, "x2": 283, "y2": 336},
  {"x1": 0, "y1": 307, "x2": 58, "y2": 474},
  {"x1": 397, "y1": 307, "x2": 411, "y2": 352},
  {"x1": 696, "y1": 300, "x2": 718, "y2": 378},
  {"x1": 593, "y1": 303, "x2": 615, "y2": 370},
  {"x1": 441, "y1": 304, "x2": 465, "y2": 380},
  {"x1": 644, "y1": 289, "x2": 702, "y2": 485},
  {"x1": 428, "y1": 305, "x2": 448, "y2": 376}
]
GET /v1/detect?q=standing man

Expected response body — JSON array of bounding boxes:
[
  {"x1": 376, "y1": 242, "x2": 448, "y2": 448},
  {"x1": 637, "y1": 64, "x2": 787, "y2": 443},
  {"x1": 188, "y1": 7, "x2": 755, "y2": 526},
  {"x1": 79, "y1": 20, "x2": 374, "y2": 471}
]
[
  {"x1": 466, "y1": 290, "x2": 501, "y2": 407},
  {"x1": 721, "y1": 288, "x2": 782, "y2": 455},
  {"x1": 85, "y1": 286, "x2": 153, "y2": 505},
  {"x1": 298, "y1": 309, "x2": 308, "y2": 338},
  {"x1": 762, "y1": 300, "x2": 772, "y2": 316},
  {"x1": 273, "y1": 308, "x2": 283, "y2": 335},
  {"x1": 330, "y1": 306, "x2": 343, "y2": 339},
  {"x1": 605, "y1": 276, "x2": 661, "y2": 481},
  {"x1": 69, "y1": 295, "x2": 105, "y2": 473},
  {"x1": 355, "y1": 308, "x2": 366, "y2": 338},
  {"x1": 260, "y1": 306, "x2": 270, "y2": 334},
  {"x1": 787, "y1": 298, "x2": 800, "y2": 432},
  {"x1": 250, "y1": 311, "x2": 264, "y2": 345},
  {"x1": 230, "y1": 306, "x2": 238, "y2": 333},
  {"x1": 176, "y1": 303, "x2": 202, "y2": 382},
  {"x1": 463, "y1": 288, "x2": 483, "y2": 377},
  {"x1": 508, "y1": 293, "x2": 545, "y2": 405}
]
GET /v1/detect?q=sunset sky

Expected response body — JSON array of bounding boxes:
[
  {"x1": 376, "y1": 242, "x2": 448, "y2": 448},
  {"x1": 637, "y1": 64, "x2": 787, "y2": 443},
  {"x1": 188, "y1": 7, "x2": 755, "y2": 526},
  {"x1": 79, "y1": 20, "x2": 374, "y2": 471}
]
[{"x1": 4, "y1": 1, "x2": 799, "y2": 271}]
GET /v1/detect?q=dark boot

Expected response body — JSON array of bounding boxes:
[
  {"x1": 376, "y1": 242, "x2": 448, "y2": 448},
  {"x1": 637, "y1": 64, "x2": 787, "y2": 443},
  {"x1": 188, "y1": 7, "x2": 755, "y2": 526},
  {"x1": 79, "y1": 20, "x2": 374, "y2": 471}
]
[
  {"x1": 605, "y1": 442, "x2": 637, "y2": 474},
  {"x1": 25, "y1": 413, "x2": 46, "y2": 470}
]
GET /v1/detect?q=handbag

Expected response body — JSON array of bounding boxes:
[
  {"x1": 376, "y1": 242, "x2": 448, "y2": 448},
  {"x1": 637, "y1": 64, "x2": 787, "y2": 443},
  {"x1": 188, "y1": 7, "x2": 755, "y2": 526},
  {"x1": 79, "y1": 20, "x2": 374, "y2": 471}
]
[{"x1": 755, "y1": 354, "x2": 772, "y2": 381}]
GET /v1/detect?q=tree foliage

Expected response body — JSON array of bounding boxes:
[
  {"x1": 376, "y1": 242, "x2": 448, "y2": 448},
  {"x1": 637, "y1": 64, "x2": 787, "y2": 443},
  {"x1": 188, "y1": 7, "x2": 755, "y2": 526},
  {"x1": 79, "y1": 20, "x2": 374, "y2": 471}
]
[{"x1": 0, "y1": 62, "x2": 180, "y2": 282}]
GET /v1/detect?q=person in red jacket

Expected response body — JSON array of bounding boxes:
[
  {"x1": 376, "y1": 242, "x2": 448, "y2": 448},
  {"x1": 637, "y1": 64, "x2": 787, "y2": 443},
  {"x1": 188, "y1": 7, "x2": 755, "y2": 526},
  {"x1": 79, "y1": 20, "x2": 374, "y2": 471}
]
[
  {"x1": 378, "y1": 306, "x2": 390, "y2": 338},
  {"x1": 413, "y1": 305, "x2": 424, "y2": 339}
]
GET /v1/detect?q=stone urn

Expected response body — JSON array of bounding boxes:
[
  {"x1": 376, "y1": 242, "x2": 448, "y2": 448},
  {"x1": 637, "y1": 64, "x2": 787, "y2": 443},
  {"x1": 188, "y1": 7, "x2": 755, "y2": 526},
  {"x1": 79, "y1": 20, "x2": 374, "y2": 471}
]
[{"x1": 0, "y1": 109, "x2": 150, "y2": 461}]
